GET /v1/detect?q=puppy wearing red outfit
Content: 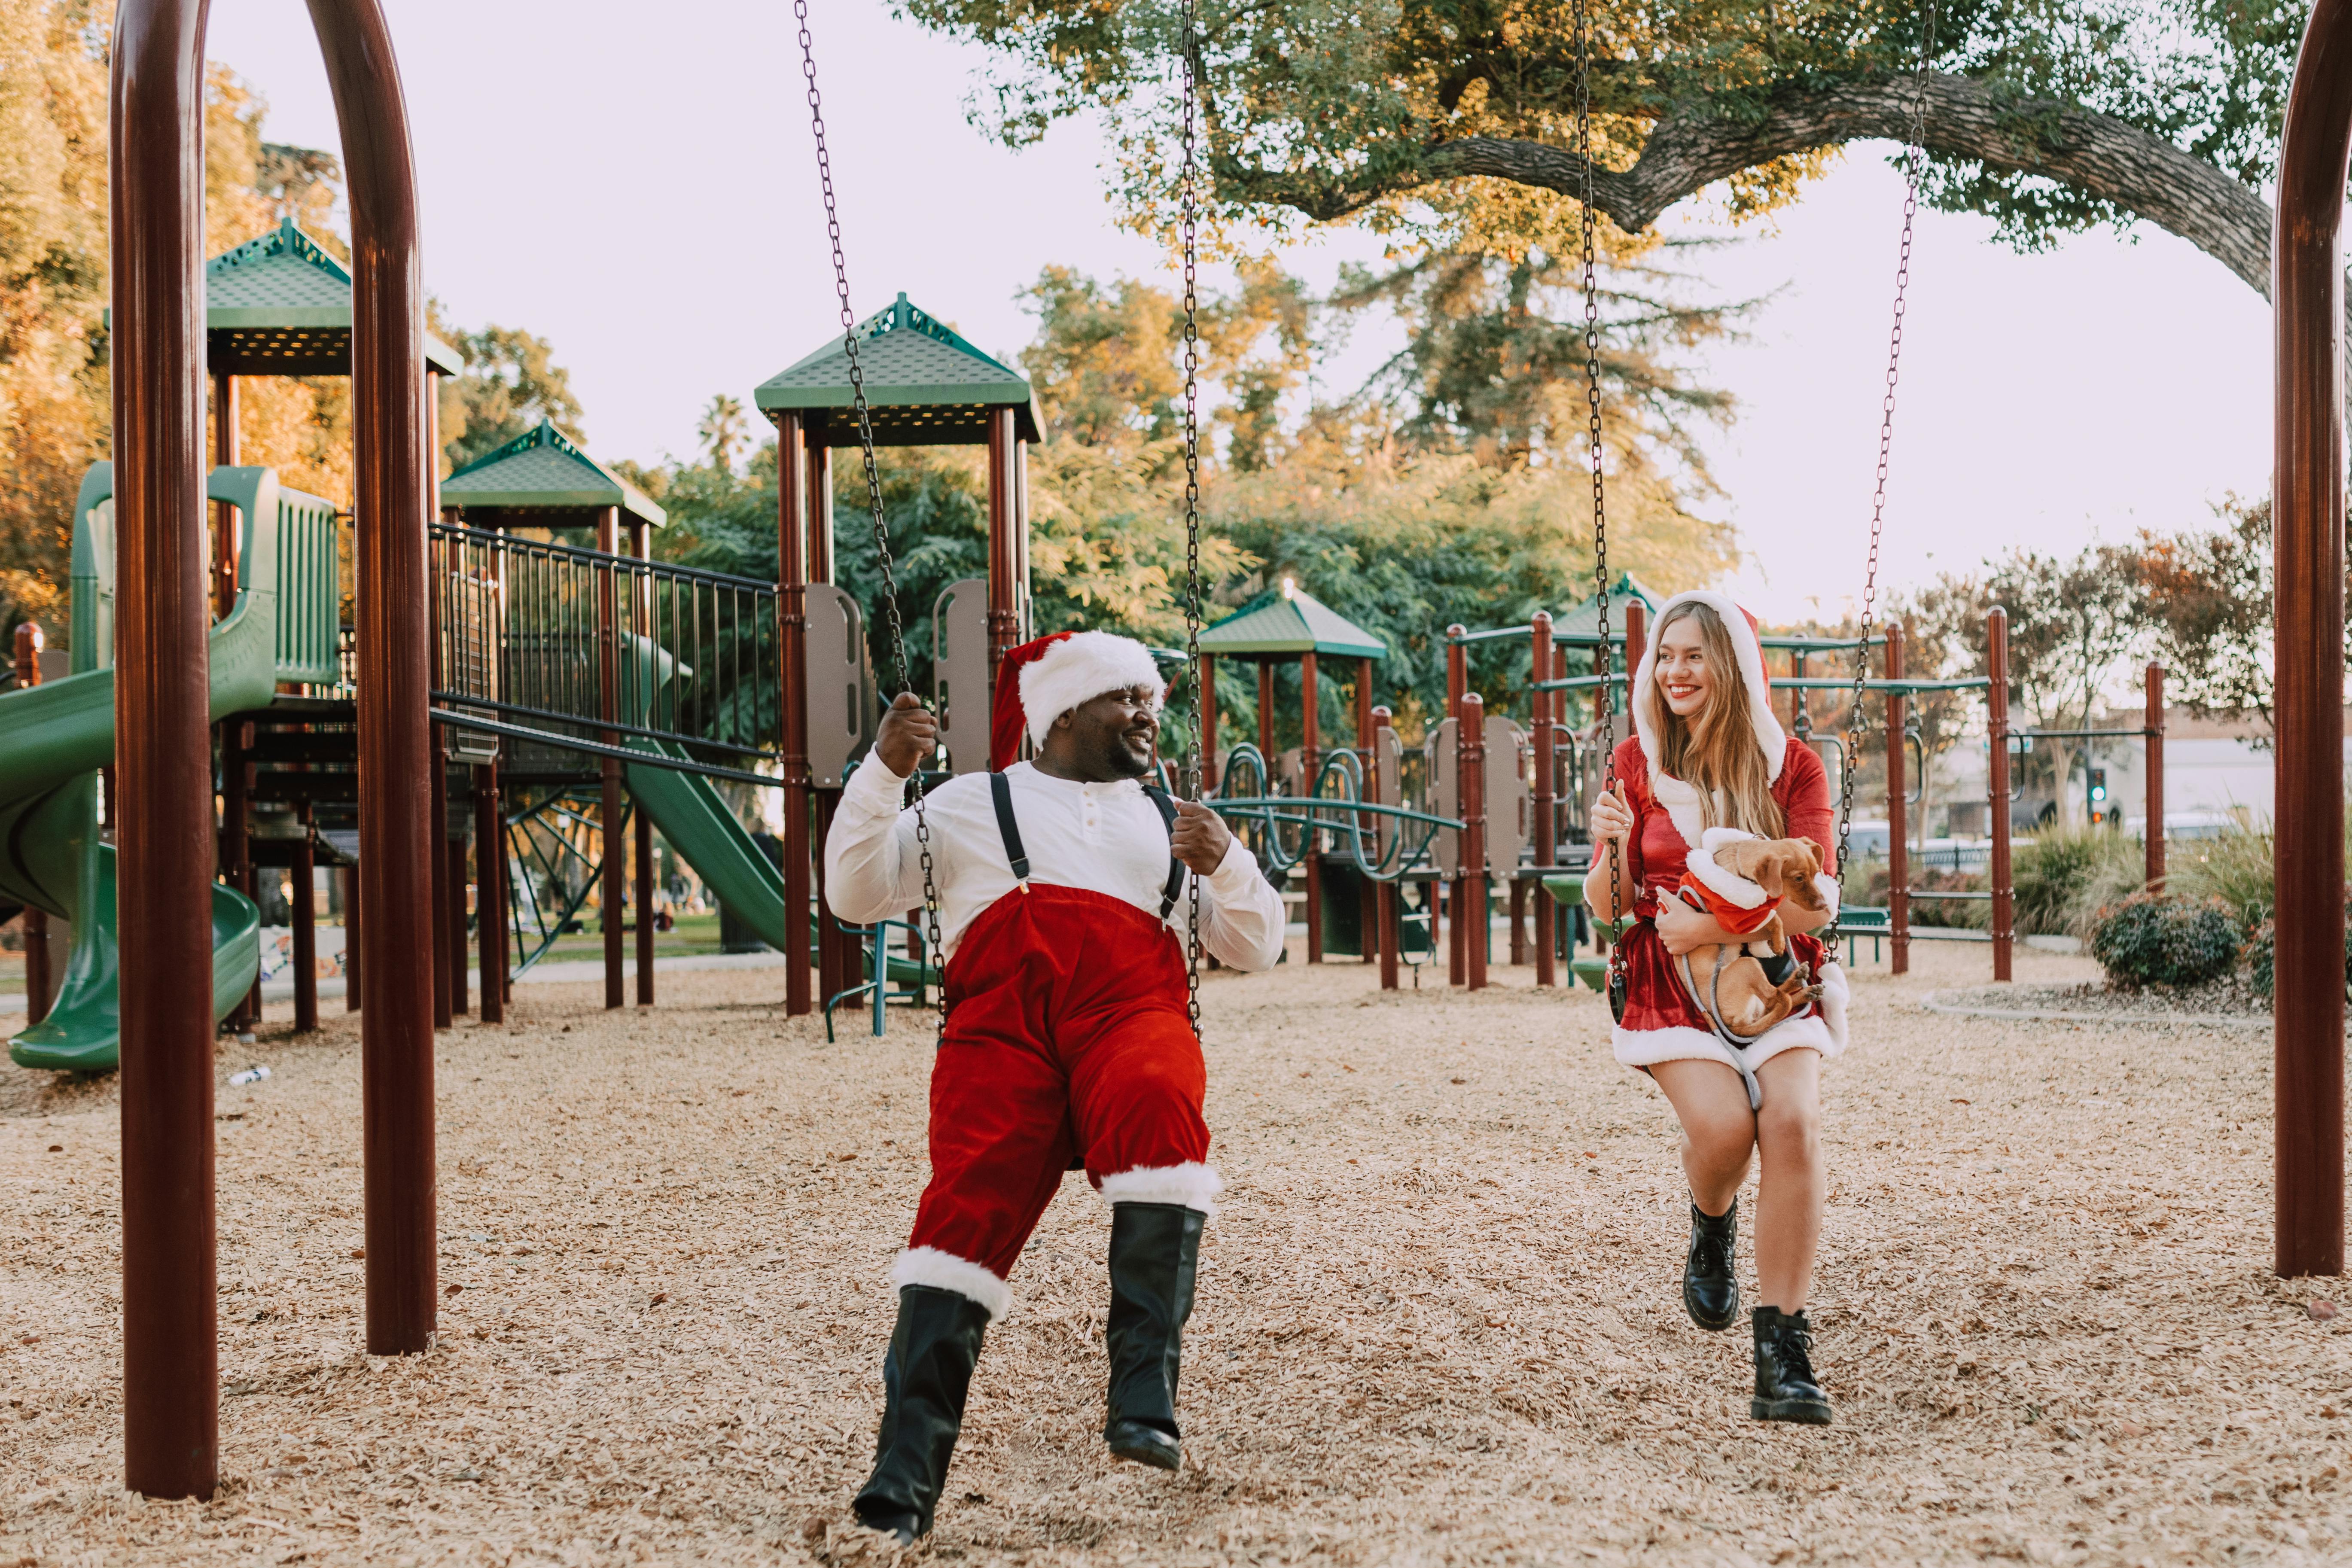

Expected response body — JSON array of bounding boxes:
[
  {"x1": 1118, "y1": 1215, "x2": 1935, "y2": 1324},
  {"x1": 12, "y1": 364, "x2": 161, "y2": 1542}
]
[{"x1": 823, "y1": 631, "x2": 1284, "y2": 1543}]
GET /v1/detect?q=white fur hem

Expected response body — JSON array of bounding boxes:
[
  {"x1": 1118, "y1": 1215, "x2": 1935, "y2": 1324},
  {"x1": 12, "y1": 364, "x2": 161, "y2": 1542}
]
[
  {"x1": 1616, "y1": 960, "x2": 1850, "y2": 1071},
  {"x1": 1097, "y1": 1161, "x2": 1221, "y2": 1215},
  {"x1": 1021, "y1": 630, "x2": 1165, "y2": 746},
  {"x1": 1686, "y1": 826, "x2": 1768, "y2": 908},
  {"x1": 892, "y1": 1247, "x2": 1013, "y2": 1321},
  {"x1": 1812, "y1": 872, "x2": 1842, "y2": 919}
]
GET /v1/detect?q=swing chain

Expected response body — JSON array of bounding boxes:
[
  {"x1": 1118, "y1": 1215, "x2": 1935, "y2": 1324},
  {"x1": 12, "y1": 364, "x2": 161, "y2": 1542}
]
[
  {"x1": 1178, "y1": 0, "x2": 1205, "y2": 1038},
  {"x1": 1837, "y1": 0, "x2": 1937, "y2": 883},
  {"x1": 1574, "y1": 0, "x2": 1625, "y2": 974},
  {"x1": 795, "y1": 0, "x2": 944, "y2": 1033}
]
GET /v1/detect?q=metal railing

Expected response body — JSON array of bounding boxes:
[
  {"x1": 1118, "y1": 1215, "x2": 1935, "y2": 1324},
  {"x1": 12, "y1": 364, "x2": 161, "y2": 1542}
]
[{"x1": 428, "y1": 523, "x2": 781, "y2": 779}]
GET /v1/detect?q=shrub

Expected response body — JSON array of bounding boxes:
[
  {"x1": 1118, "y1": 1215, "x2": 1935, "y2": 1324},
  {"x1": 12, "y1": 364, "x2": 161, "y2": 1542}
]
[
  {"x1": 2090, "y1": 893, "x2": 2243, "y2": 987},
  {"x1": 2013, "y1": 823, "x2": 2148, "y2": 938},
  {"x1": 2169, "y1": 823, "x2": 2277, "y2": 932},
  {"x1": 2242, "y1": 885, "x2": 2352, "y2": 999}
]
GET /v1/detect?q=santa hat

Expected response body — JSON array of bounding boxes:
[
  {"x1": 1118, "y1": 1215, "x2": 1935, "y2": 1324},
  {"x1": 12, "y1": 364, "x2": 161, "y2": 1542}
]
[
  {"x1": 1630, "y1": 590, "x2": 1789, "y2": 784},
  {"x1": 990, "y1": 630, "x2": 1166, "y2": 771}
]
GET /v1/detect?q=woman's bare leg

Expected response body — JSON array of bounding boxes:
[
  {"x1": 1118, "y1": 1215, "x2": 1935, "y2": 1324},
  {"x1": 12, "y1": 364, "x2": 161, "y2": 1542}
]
[
  {"x1": 1750, "y1": 1048, "x2": 1823, "y2": 1311},
  {"x1": 1650, "y1": 1059, "x2": 1756, "y2": 1216}
]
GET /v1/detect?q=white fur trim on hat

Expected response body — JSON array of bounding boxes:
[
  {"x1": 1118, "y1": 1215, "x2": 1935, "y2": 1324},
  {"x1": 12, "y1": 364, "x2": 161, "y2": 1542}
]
[
  {"x1": 1019, "y1": 630, "x2": 1166, "y2": 749},
  {"x1": 1632, "y1": 590, "x2": 1789, "y2": 785},
  {"x1": 1096, "y1": 1161, "x2": 1221, "y2": 1215},
  {"x1": 891, "y1": 1246, "x2": 1013, "y2": 1321},
  {"x1": 1686, "y1": 826, "x2": 1768, "y2": 910}
]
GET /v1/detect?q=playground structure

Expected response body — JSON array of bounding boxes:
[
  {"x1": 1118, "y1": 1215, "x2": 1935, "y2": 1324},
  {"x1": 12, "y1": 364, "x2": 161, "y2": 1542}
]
[{"x1": 18, "y1": 0, "x2": 2350, "y2": 1513}]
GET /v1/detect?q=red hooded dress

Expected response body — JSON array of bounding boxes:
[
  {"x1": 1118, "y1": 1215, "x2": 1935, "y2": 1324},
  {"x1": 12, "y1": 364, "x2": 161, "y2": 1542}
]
[{"x1": 1604, "y1": 734, "x2": 1851, "y2": 1071}]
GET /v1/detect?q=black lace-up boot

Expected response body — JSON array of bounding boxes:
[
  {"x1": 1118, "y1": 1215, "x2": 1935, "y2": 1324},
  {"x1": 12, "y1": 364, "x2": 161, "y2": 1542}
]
[
  {"x1": 852, "y1": 1285, "x2": 991, "y2": 1541},
  {"x1": 1103, "y1": 1201, "x2": 1203, "y2": 1471},
  {"x1": 1751, "y1": 1306, "x2": 1833, "y2": 1425},
  {"x1": 1682, "y1": 1197, "x2": 1740, "y2": 1331}
]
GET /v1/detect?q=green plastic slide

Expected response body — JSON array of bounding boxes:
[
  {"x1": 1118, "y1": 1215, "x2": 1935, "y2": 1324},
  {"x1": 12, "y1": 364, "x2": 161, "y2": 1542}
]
[{"x1": 3, "y1": 464, "x2": 338, "y2": 1071}]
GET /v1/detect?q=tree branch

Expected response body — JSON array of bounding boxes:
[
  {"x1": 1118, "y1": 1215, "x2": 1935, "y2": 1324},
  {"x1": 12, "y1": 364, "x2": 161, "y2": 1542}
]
[{"x1": 1222, "y1": 72, "x2": 2275, "y2": 298}]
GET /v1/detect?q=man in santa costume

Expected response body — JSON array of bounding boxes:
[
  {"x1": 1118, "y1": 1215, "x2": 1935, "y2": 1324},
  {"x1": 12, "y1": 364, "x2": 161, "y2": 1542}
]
[{"x1": 823, "y1": 629, "x2": 1286, "y2": 1542}]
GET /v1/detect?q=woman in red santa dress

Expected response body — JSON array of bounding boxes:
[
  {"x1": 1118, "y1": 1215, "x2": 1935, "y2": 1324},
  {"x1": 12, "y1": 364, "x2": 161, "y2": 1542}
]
[
  {"x1": 1584, "y1": 591, "x2": 1850, "y2": 1425},
  {"x1": 823, "y1": 630, "x2": 1286, "y2": 1542}
]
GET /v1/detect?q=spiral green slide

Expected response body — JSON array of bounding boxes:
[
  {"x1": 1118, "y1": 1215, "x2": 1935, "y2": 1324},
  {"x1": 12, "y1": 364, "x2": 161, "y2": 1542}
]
[{"x1": 3, "y1": 463, "x2": 344, "y2": 1071}]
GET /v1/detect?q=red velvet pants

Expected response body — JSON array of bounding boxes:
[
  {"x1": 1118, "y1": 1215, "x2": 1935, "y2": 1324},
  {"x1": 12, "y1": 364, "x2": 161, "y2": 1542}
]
[{"x1": 907, "y1": 884, "x2": 1208, "y2": 1280}]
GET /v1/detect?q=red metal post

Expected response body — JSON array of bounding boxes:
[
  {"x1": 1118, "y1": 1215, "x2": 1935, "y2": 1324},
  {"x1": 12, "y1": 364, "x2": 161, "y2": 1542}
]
[
  {"x1": 1373, "y1": 707, "x2": 1399, "y2": 992},
  {"x1": 1356, "y1": 656, "x2": 1377, "y2": 965},
  {"x1": 804, "y1": 415, "x2": 833, "y2": 588},
  {"x1": 597, "y1": 504, "x2": 623, "y2": 1011},
  {"x1": 476, "y1": 761, "x2": 503, "y2": 1025},
  {"x1": 1885, "y1": 624, "x2": 1908, "y2": 975},
  {"x1": 292, "y1": 803, "x2": 317, "y2": 1034},
  {"x1": 447, "y1": 812, "x2": 467, "y2": 1016},
  {"x1": 1198, "y1": 652, "x2": 1219, "y2": 790},
  {"x1": 985, "y1": 408, "x2": 1020, "y2": 678},
  {"x1": 632, "y1": 519, "x2": 655, "y2": 1006},
  {"x1": 1461, "y1": 692, "x2": 1487, "y2": 991},
  {"x1": 1302, "y1": 650, "x2": 1321, "y2": 963},
  {"x1": 1624, "y1": 602, "x2": 1647, "y2": 700},
  {"x1": 427, "y1": 568, "x2": 451, "y2": 1030},
  {"x1": 1531, "y1": 612, "x2": 1556, "y2": 988},
  {"x1": 2273, "y1": 0, "x2": 2350, "y2": 1277},
  {"x1": 777, "y1": 413, "x2": 812, "y2": 1015},
  {"x1": 344, "y1": 864, "x2": 361, "y2": 1013},
  {"x1": 2145, "y1": 663, "x2": 2166, "y2": 889},
  {"x1": 111, "y1": 0, "x2": 219, "y2": 1493},
  {"x1": 1986, "y1": 608, "x2": 2014, "y2": 983},
  {"x1": 1447, "y1": 625, "x2": 1467, "y2": 987},
  {"x1": 15, "y1": 625, "x2": 51, "y2": 1023},
  {"x1": 1256, "y1": 658, "x2": 1275, "y2": 761}
]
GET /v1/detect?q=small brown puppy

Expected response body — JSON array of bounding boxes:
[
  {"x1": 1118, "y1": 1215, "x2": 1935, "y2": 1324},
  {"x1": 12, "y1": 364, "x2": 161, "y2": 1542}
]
[{"x1": 1681, "y1": 837, "x2": 1830, "y2": 1035}]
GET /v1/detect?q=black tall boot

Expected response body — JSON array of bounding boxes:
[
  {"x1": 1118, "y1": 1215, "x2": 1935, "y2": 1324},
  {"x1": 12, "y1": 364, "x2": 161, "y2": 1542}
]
[
  {"x1": 1682, "y1": 1197, "x2": 1740, "y2": 1331},
  {"x1": 1103, "y1": 1201, "x2": 1203, "y2": 1471},
  {"x1": 1751, "y1": 1306, "x2": 1832, "y2": 1425},
  {"x1": 852, "y1": 1285, "x2": 991, "y2": 1541}
]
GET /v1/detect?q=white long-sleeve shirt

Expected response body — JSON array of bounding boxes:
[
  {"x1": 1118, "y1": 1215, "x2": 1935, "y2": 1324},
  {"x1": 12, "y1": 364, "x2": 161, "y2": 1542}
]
[{"x1": 823, "y1": 759, "x2": 1288, "y2": 971}]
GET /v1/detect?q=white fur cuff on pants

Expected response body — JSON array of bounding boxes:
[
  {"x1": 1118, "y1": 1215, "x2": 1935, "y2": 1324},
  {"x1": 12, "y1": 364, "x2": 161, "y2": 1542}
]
[
  {"x1": 1097, "y1": 1161, "x2": 1221, "y2": 1215},
  {"x1": 892, "y1": 1247, "x2": 1013, "y2": 1321}
]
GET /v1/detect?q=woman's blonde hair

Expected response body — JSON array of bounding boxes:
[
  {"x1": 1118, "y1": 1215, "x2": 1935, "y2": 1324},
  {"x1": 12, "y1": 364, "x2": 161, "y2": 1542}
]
[{"x1": 1646, "y1": 600, "x2": 1783, "y2": 837}]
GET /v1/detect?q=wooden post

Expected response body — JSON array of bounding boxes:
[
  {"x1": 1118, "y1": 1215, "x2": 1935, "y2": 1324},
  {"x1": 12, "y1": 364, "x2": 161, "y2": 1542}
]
[
  {"x1": 804, "y1": 414, "x2": 834, "y2": 588},
  {"x1": 597, "y1": 505, "x2": 623, "y2": 1011},
  {"x1": 1373, "y1": 706, "x2": 1399, "y2": 992},
  {"x1": 777, "y1": 413, "x2": 812, "y2": 1015},
  {"x1": 1303, "y1": 650, "x2": 1322, "y2": 964},
  {"x1": 1462, "y1": 692, "x2": 1487, "y2": 991},
  {"x1": 14, "y1": 625, "x2": 51, "y2": 1023},
  {"x1": 292, "y1": 803, "x2": 317, "y2": 1034},
  {"x1": 1885, "y1": 624, "x2": 1908, "y2": 975},
  {"x1": 632, "y1": 518, "x2": 655, "y2": 1007},
  {"x1": 2273, "y1": 3, "x2": 2349, "y2": 1276},
  {"x1": 477, "y1": 761, "x2": 503, "y2": 1025},
  {"x1": 1987, "y1": 607, "x2": 2014, "y2": 983},
  {"x1": 1531, "y1": 612, "x2": 1556, "y2": 988},
  {"x1": 1624, "y1": 601, "x2": 1647, "y2": 703},
  {"x1": 2145, "y1": 663, "x2": 2166, "y2": 889}
]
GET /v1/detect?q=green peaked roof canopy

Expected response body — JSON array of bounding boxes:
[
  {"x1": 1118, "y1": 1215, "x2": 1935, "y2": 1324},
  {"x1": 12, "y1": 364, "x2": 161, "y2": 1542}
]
[
  {"x1": 1553, "y1": 572, "x2": 1670, "y2": 642},
  {"x1": 196, "y1": 219, "x2": 466, "y2": 377},
  {"x1": 754, "y1": 292, "x2": 1041, "y2": 448},
  {"x1": 440, "y1": 422, "x2": 665, "y2": 530},
  {"x1": 1199, "y1": 585, "x2": 1386, "y2": 660}
]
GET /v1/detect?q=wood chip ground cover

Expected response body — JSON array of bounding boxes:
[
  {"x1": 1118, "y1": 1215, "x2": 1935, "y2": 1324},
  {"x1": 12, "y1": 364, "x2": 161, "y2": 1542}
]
[{"x1": 1, "y1": 943, "x2": 2346, "y2": 1565}]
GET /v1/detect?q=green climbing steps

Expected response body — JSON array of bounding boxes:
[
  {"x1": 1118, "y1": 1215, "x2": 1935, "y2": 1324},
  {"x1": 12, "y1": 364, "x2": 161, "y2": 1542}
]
[{"x1": 3, "y1": 464, "x2": 344, "y2": 1071}]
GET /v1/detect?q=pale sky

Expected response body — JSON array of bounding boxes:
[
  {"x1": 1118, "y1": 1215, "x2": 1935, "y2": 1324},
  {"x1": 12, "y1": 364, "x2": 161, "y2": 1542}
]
[{"x1": 203, "y1": 0, "x2": 2273, "y2": 624}]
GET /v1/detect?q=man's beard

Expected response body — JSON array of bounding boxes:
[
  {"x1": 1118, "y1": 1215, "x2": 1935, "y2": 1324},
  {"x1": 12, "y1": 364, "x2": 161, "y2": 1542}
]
[{"x1": 1097, "y1": 730, "x2": 1155, "y2": 779}]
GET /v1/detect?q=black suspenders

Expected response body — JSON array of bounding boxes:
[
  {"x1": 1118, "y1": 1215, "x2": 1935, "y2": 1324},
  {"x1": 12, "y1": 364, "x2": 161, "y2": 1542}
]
[{"x1": 987, "y1": 771, "x2": 1186, "y2": 919}]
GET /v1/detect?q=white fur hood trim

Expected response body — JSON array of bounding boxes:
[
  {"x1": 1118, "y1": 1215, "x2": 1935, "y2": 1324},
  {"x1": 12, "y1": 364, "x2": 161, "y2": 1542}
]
[
  {"x1": 1650, "y1": 773, "x2": 1712, "y2": 852},
  {"x1": 1631, "y1": 589, "x2": 1788, "y2": 785},
  {"x1": 892, "y1": 1246, "x2": 1013, "y2": 1321},
  {"x1": 1812, "y1": 871, "x2": 1842, "y2": 919},
  {"x1": 1097, "y1": 1162, "x2": 1222, "y2": 1215},
  {"x1": 1685, "y1": 826, "x2": 1768, "y2": 909}
]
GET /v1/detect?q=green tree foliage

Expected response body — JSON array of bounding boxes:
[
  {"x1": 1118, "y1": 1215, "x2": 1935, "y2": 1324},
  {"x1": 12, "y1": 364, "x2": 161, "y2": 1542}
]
[
  {"x1": 437, "y1": 324, "x2": 586, "y2": 472},
  {"x1": 904, "y1": 0, "x2": 2298, "y2": 301}
]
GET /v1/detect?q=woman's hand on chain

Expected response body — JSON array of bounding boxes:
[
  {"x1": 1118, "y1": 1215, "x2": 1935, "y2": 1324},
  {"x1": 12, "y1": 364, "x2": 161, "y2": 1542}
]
[{"x1": 1589, "y1": 782, "x2": 1633, "y2": 847}]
